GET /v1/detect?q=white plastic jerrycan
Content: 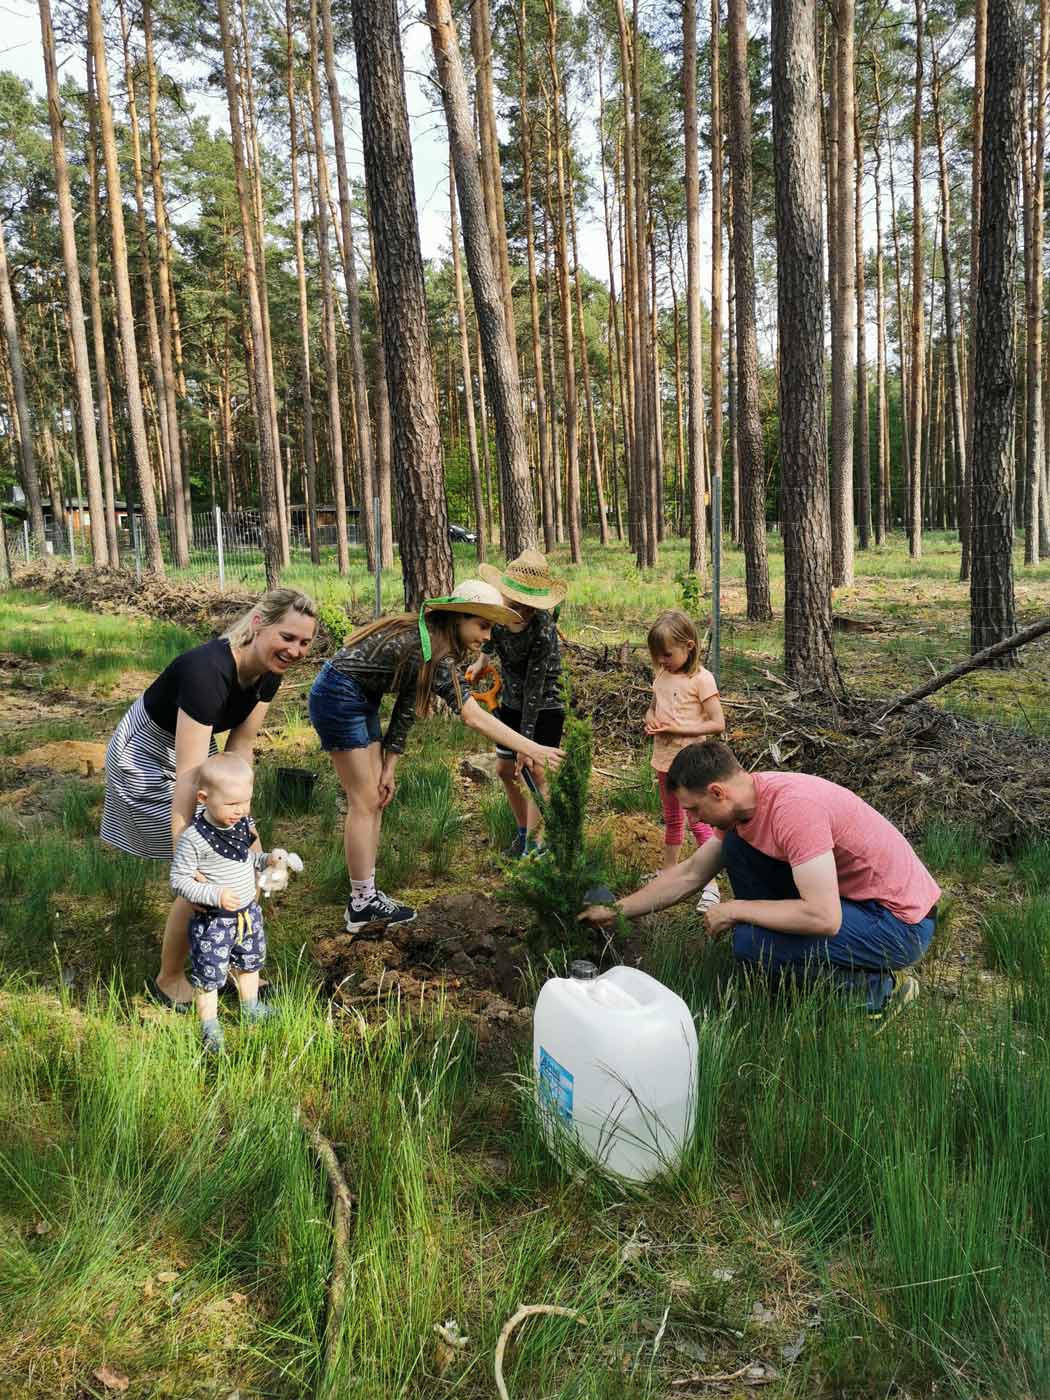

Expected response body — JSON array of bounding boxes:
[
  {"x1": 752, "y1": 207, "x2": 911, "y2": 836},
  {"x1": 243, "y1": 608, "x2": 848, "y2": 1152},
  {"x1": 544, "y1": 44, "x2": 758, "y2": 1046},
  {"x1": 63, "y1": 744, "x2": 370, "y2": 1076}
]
[{"x1": 533, "y1": 961, "x2": 698, "y2": 1182}]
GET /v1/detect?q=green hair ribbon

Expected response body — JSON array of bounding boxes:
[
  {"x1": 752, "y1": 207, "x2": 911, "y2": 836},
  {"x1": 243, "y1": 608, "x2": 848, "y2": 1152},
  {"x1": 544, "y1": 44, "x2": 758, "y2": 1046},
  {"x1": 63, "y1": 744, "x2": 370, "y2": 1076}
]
[{"x1": 418, "y1": 597, "x2": 456, "y2": 663}]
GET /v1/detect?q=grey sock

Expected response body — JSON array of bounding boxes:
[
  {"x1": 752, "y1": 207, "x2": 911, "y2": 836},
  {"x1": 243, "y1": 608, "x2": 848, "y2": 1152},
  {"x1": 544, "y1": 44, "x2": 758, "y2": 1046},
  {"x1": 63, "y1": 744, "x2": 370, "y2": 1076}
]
[
  {"x1": 200, "y1": 1017, "x2": 224, "y2": 1052},
  {"x1": 240, "y1": 997, "x2": 275, "y2": 1023}
]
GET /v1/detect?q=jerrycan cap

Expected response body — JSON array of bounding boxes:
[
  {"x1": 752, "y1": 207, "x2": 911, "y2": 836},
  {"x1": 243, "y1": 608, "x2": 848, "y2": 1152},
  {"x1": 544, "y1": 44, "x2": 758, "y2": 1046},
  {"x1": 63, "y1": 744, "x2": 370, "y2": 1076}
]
[{"x1": 570, "y1": 959, "x2": 598, "y2": 980}]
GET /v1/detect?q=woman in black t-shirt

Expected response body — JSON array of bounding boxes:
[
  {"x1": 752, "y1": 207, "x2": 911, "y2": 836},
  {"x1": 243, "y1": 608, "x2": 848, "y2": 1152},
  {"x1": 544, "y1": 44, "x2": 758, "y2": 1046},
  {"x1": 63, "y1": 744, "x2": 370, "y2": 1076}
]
[{"x1": 101, "y1": 587, "x2": 317, "y2": 1011}]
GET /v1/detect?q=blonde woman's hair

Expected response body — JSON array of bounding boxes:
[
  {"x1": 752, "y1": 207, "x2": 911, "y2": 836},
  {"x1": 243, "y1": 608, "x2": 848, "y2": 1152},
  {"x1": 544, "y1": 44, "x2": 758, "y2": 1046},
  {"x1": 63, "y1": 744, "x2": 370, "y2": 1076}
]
[
  {"x1": 224, "y1": 588, "x2": 318, "y2": 649},
  {"x1": 647, "y1": 609, "x2": 700, "y2": 674},
  {"x1": 341, "y1": 611, "x2": 468, "y2": 716}
]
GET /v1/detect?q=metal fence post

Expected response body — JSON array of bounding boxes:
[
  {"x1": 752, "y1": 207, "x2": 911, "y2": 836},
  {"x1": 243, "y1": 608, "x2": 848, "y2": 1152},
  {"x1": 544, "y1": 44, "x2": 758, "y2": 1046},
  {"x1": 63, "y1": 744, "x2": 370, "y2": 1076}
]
[
  {"x1": 131, "y1": 511, "x2": 143, "y2": 580},
  {"x1": 68, "y1": 510, "x2": 76, "y2": 566},
  {"x1": 22, "y1": 521, "x2": 29, "y2": 561},
  {"x1": 215, "y1": 504, "x2": 225, "y2": 590},
  {"x1": 373, "y1": 495, "x2": 382, "y2": 617}
]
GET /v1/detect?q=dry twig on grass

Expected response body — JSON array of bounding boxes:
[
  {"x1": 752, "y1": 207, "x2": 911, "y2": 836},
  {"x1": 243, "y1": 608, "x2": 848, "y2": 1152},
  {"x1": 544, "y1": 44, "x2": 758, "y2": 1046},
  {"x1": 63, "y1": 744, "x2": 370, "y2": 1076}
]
[
  {"x1": 294, "y1": 1107, "x2": 354, "y2": 1393},
  {"x1": 493, "y1": 1303, "x2": 587, "y2": 1400}
]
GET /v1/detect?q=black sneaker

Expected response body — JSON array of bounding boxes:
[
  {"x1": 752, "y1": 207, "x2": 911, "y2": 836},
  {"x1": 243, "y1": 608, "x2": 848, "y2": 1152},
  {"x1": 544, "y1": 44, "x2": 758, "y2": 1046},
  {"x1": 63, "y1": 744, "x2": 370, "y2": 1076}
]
[
  {"x1": 344, "y1": 890, "x2": 417, "y2": 933},
  {"x1": 502, "y1": 831, "x2": 527, "y2": 860}
]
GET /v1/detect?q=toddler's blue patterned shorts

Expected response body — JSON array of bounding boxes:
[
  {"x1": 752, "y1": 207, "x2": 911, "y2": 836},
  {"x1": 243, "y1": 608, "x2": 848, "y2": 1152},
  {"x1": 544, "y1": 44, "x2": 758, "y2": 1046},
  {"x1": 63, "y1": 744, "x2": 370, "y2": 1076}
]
[{"x1": 188, "y1": 902, "x2": 266, "y2": 991}]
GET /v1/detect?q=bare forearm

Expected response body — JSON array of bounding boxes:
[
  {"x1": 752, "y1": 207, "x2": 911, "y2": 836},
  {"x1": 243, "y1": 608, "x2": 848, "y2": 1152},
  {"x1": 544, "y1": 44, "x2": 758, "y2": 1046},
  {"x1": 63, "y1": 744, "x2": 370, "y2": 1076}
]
[
  {"x1": 170, "y1": 775, "x2": 200, "y2": 846},
  {"x1": 721, "y1": 898, "x2": 841, "y2": 937},
  {"x1": 466, "y1": 702, "x2": 544, "y2": 758}
]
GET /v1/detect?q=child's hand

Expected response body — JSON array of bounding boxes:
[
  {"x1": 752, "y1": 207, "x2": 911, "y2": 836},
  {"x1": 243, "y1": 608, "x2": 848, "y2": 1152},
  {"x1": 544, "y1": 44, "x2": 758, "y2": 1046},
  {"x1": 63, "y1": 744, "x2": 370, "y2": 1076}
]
[
  {"x1": 219, "y1": 888, "x2": 240, "y2": 912},
  {"x1": 645, "y1": 719, "x2": 666, "y2": 736},
  {"x1": 465, "y1": 659, "x2": 485, "y2": 684}
]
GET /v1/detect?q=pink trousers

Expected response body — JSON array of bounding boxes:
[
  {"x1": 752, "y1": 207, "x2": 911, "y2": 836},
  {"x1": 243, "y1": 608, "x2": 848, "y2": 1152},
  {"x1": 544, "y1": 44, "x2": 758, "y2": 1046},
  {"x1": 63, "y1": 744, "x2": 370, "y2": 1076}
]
[{"x1": 657, "y1": 771, "x2": 716, "y2": 848}]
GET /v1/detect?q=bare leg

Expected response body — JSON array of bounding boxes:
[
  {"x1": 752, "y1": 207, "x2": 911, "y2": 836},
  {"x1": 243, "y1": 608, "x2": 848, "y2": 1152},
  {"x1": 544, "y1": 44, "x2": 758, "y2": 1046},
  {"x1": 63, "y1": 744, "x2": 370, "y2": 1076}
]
[
  {"x1": 235, "y1": 970, "x2": 259, "y2": 1003},
  {"x1": 157, "y1": 897, "x2": 195, "y2": 1004},
  {"x1": 497, "y1": 757, "x2": 529, "y2": 830},
  {"x1": 195, "y1": 987, "x2": 218, "y2": 1024},
  {"x1": 330, "y1": 744, "x2": 384, "y2": 881}
]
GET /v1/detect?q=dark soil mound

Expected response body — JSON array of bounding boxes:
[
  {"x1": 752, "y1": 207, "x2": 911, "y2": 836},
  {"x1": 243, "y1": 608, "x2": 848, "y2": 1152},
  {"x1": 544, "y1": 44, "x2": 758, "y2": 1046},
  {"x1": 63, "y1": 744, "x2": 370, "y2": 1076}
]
[{"x1": 314, "y1": 892, "x2": 535, "y2": 1038}]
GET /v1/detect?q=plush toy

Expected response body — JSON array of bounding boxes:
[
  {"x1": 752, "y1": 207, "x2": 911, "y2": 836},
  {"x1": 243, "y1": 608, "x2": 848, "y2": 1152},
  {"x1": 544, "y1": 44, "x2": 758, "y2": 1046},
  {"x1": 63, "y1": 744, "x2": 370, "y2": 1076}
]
[{"x1": 258, "y1": 848, "x2": 304, "y2": 898}]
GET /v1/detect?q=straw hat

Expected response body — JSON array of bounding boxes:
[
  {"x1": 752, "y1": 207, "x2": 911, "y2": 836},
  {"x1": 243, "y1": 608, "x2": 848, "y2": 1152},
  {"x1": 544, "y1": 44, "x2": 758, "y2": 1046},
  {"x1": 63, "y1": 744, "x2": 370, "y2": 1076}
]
[
  {"x1": 423, "y1": 579, "x2": 522, "y2": 628},
  {"x1": 479, "y1": 549, "x2": 567, "y2": 610}
]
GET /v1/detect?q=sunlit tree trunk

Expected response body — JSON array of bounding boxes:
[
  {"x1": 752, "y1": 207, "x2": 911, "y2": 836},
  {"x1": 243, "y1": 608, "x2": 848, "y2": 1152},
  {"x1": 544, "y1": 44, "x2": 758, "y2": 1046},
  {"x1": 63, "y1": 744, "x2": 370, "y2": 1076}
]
[
  {"x1": 772, "y1": 0, "x2": 839, "y2": 689},
  {"x1": 710, "y1": 0, "x2": 725, "y2": 561},
  {"x1": 1023, "y1": 0, "x2": 1049, "y2": 563},
  {"x1": 41, "y1": 0, "x2": 110, "y2": 567},
  {"x1": 873, "y1": 68, "x2": 889, "y2": 544},
  {"x1": 87, "y1": 0, "x2": 166, "y2": 569},
  {"x1": 971, "y1": 0, "x2": 1022, "y2": 657},
  {"x1": 427, "y1": 0, "x2": 537, "y2": 559},
  {"x1": 0, "y1": 221, "x2": 46, "y2": 552},
  {"x1": 450, "y1": 169, "x2": 486, "y2": 560},
  {"x1": 216, "y1": 0, "x2": 281, "y2": 585},
  {"x1": 84, "y1": 49, "x2": 119, "y2": 563},
  {"x1": 283, "y1": 0, "x2": 318, "y2": 563}
]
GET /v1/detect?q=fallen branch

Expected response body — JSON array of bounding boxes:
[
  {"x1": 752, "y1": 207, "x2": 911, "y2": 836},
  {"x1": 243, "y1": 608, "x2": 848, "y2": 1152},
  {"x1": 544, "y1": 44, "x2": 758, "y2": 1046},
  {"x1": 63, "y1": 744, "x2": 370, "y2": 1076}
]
[
  {"x1": 295, "y1": 1107, "x2": 354, "y2": 1393},
  {"x1": 880, "y1": 616, "x2": 1050, "y2": 718},
  {"x1": 494, "y1": 1303, "x2": 587, "y2": 1400}
]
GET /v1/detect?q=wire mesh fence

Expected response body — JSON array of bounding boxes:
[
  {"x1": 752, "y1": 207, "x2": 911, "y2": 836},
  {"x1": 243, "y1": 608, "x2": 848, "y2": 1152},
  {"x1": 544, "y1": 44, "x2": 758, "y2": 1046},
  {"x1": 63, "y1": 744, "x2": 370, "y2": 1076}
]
[{"x1": 5, "y1": 505, "x2": 364, "y2": 590}]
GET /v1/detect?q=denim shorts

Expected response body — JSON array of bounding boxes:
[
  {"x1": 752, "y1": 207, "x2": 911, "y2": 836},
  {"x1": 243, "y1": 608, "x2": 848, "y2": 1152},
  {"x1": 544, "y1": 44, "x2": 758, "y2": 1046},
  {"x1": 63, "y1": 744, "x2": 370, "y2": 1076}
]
[{"x1": 309, "y1": 662, "x2": 382, "y2": 751}]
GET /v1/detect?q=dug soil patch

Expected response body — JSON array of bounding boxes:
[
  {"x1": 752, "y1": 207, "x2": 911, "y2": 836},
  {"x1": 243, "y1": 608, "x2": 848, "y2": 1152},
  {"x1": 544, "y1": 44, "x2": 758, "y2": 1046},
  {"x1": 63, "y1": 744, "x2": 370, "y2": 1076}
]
[
  {"x1": 316, "y1": 892, "x2": 534, "y2": 1041},
  {"x1": 16, "y1": 739, "x2": 108, "y2": 775}
]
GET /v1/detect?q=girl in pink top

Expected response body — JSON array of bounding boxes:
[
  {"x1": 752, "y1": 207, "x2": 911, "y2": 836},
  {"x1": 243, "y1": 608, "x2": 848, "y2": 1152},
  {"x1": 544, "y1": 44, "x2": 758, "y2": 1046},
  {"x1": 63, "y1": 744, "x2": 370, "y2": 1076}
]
[{"x1": 644, "y1": 611, "x2": 725, "y2": 905}]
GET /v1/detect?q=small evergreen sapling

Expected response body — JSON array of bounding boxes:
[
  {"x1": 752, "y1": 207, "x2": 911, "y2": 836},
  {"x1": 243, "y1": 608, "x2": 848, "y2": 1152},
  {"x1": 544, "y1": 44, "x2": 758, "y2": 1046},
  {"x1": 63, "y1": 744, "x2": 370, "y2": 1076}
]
[{"x1": 506, "y1": 711, "x2": 610, "y2": 952}]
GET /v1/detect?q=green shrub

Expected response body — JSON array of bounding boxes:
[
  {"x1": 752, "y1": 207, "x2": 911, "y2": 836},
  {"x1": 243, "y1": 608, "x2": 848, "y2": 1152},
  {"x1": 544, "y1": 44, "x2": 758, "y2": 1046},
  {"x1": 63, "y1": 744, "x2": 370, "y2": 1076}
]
[{"x1": 505, "y1": 713, "x2": 611, "y2": 954}]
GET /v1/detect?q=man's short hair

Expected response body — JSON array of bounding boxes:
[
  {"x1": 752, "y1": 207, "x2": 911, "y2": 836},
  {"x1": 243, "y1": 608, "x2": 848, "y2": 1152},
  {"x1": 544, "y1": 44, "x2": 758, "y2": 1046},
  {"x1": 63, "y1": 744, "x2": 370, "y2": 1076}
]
[{"x1": 667, "y1": 740, "x2": 743, "y2": 793}]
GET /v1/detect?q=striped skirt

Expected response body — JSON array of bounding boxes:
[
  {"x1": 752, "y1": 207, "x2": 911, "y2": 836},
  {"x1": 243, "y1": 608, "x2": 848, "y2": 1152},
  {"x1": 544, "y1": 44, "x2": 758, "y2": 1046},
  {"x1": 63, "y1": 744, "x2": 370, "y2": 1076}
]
[{"x1": 101, "y1": 697, "x2": 213, "y2": 862}]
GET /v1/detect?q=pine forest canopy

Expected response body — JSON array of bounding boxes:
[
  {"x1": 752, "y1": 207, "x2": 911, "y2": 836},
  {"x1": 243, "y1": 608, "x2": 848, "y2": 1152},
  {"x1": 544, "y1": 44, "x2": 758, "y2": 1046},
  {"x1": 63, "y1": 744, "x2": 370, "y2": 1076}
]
[{"x1": 0, "y1": 0, "x2": 1036, "y2": 669}]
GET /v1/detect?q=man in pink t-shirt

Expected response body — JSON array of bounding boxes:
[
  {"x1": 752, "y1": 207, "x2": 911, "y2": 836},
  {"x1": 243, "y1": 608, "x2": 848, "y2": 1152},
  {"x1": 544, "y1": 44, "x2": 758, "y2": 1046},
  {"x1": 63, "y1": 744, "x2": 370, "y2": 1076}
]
[{"x1": 581, "y1": 742, "x2": 939, "y2": 1017}]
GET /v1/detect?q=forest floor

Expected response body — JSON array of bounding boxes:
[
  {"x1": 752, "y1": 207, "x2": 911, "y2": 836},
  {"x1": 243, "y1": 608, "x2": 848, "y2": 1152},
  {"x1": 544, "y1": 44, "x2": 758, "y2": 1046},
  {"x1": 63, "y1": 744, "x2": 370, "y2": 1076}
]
[{"x1": 3, "y1": 532, "x2": 1050, "y2": 1399}]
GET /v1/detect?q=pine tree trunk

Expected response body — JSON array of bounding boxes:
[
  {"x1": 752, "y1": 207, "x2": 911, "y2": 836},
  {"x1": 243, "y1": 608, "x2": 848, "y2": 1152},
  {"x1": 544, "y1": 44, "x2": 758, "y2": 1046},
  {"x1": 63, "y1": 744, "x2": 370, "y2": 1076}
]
[
  {"x1": 0, "y1": 221, "x2": 46, "y2": 552},
  {"x1": 352, "y1": 0, "x2": 451, "y2": 605},
  {"x1": 710, "y1": 0, "x2": 725, "y2": 561},
  {"x1": 771, "y1": 0, "x2": 839, "y2": 689},
  {"x1": 142, "y1": 0, "x2": 189, "y2": 558},
  {"x1": 854, "y1": 101, "x2": 872, "y2": 550},
  {"x1": 568, "y1": 149, "x2": 608, "y2": 546},
  {"x1": 908, "y1": 0, "x2": 925, "y2": 558},
  {"x1": 427, "y1": 0, "x2": 537, "y2": 561},
  {"x1": 830, "y1": 0, "x2": 856, "y2": 583},
  {"x1": 517, "y1": 0, "x2": 553, "y2": 554},
  {"x1": 84, "y1": 51, "x2": 119, "y2": 563},
  {"x1": 683, "y1": 0, "x2": 707, "y2": 578},
  {"x1": 41, "y1": 0, "x2": 110, "y2": 567},
  {"x1": 216, "y1": 0, "x2": 282, "y2": 585},
  {"x1": 320, "y1": 0, "x2": 378, "y2": 574},
  {"x1": 450, "y1": 170, "x2": 486, "y2": 560},
  {"x1": 1023, "y1": 0, "x2": 1049, "y2": 563},
  {"x1": 120, "y1": 0, "x2": 189, "y2": 566},
  {"x1": 541, "y1": 0, "x2": 582, "y2": 561},
  {"x1": 283, "y1": 0, "x2": 319, "y2": 564},
  {"x1": 307, "y1": 0, "x2": 349, "y2": 574},
  {"x1": 85, "y1": 0, "x2": 164, "y2": 570},
  {"x1": 930, "y1": 38, "x2": 968, "y2": 566},
  {"x1": 970, "y1": 0, "x2": 1022, "y2": 658},
  {"x1": 873, "y1": 70, "x2": 889, "y2": 545},
  {"x1": 962, "y1": 0, "x2": 988, "y2": 577},
  {"x1": 727, "y1": 0, "x2": 773, "y2": 621}
]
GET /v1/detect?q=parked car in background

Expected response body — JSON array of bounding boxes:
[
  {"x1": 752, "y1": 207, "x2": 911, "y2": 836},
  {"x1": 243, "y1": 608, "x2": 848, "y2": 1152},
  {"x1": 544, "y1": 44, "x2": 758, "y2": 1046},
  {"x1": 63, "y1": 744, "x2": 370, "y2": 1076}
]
[{"x1": 448, "y1": 523, "x2": 478, "y2": 545}]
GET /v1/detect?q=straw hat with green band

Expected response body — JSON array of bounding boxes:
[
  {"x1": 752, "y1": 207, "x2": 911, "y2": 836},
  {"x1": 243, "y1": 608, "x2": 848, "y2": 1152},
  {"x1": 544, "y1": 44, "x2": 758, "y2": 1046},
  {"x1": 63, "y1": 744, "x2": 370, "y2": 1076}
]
[
  {"x1": 417, "y1": 579, "x2": 522, "y2": 661},
  {"x1": 479, "y1": 549, "x2": 567, "y2": 611}
]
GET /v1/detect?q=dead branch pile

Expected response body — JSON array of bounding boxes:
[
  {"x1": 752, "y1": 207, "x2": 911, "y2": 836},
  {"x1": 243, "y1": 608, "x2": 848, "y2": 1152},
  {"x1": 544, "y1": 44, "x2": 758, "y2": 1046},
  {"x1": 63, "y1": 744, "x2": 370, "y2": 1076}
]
[
  {"x1": 563, "y1": 636, "x2": 653, "y2": 744},
  {"x1": 727, "y1": 692, "x2": 1046, "y2": 855},
  {"x1": 12, "y1": 561, "x2": 255, "y2": 633}
]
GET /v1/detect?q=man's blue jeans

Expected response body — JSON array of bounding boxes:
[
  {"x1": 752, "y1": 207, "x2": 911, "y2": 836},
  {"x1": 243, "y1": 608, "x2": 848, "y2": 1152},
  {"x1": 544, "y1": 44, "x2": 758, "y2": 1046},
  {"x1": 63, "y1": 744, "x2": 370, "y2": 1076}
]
[{"x1": 720, "y1": 831, "x2": 936, "y2": 1011}]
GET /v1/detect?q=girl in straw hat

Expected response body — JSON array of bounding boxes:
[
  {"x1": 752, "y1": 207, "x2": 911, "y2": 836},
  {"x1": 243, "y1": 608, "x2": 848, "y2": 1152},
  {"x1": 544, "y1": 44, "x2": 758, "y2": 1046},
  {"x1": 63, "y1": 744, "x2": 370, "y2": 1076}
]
[
  {"x1": 468, "y1": 550, "x2": 567, "y2": 858},
  {"x1": 309, "y1": 580, "x2": 564, "y2": 932}
]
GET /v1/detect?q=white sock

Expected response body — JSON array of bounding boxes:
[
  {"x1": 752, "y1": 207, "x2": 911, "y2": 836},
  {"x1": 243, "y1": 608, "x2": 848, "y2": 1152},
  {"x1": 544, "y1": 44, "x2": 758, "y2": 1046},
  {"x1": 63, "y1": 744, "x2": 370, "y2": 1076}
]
[{"x1": 350, "y1": 876, "x2": 376, "y2": 910}]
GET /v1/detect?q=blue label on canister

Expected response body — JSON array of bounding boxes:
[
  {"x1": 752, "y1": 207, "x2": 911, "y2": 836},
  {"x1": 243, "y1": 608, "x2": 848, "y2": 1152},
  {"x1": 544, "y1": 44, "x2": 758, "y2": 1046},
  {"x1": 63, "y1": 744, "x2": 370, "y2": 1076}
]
[{"x1": 538, "y1": 1046, "x2": 574, "y2": 1124}]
